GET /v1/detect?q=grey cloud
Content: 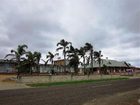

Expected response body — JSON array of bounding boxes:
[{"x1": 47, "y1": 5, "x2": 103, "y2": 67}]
[
  {"x1": 0, "y1": 47, "x2": 11, "y2": 58},
  {"x1": 119, "y1": 33, "x2": 140, "y2": 48},
  {"x1": 86, "y1": 29, "x2": 112, "y2": 49},
  {"x1": 114, "y1": 0, "x2": 140, "y2": 33},
  {"x1": 73, "y1": 27, "x2": 120, "y2": 50},
  {"x1": 93, "y1": 0, "x2": 140, "y2": 33},
  {"x1": 129, "y1": 59, "x2": 140, "y2": 67},
  {"x1": 0, "y1": 0, "x2": 139, "y2": 66},
  {"x1": 0, "y1": 0, "x2": 65, "y2": 58}
]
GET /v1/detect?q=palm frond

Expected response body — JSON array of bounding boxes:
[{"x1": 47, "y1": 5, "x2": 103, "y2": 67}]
[
  {"x1": 55, "y1": 53, "x2": 59, "y2": 56},
  {"x1": 10, "y1": 58, "x2": 16, "y2": 61},
  {"x1": 4, "y1": 54, "x2": 15, "y2": 59},
  {"x1": 41, "y1": 59, "x2": 46, "y2": 63},
  {"x1": 56, "y1": 42, "x2": 62, "y2": 46},
  {"x1": 21, "y1": 44, "x2": 28, "y2": 49},
  {"x1": 46, "y1": 52, "x2": 53, "y2": 59},
  {"x1": 20, "y1": 57, "x2": 26, "y2": 61},
  {"x1": 46, "y1": 60, "x2": 49, "y2": 64},
  {"x1": 46, "y1": 55, "x2": 50, "y2": 58},
  {"x1": 56, "y1": 47, "x2": 63, "y2": 51},
  {"x1": 68, "y1": 42, "x2": 72, "y2": 45},
  {"x1": 66, "y1": 46, "x2": 69, "y2": 49},
  {"x1": 11, "y1": 50, "x2": 18, "y2": 55}
]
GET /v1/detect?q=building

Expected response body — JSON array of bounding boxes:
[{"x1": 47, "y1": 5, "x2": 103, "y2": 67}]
[
  {"x1": 0, "y1": 58, "x2": 137, "y2": 75},
  {"x1": 54, "y1": 59, "x2": 69, "y2": 66},
  {"x1": 54, "y1": 59, "x2": 74, "y2": 73},
  {"x1": 79, "y1": 59, "x2": 134, "y2": 74},
  {"x1": 0, "y1": 59, "x2": 17, "y2": 73}
]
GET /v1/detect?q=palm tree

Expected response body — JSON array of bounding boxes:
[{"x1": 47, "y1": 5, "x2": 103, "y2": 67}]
[
  {"x1": 46, "y1": 52, "x2": 58, "y2": 74},
  {"x1": 56, "y1": 39, "x2": 71, "y2": 72},
  {"x1": 34, "y1": 52, "x2": 41, "y2": 74},
  {"x1": 26, "y1": 51, "x2": 36, "y2": 74},
  {"x1": 67, "y1": 45, "x2": 79, "y2": 74},
  {"x1": 102, "y1": 64, "x2": 107, "y2": 74},
  {"x1": 26, "y1": 51, "x2": 41, "y2": 74},
  {"x1": 94, "y1": 50, "x2": 103, "y2": 76},
  {"x1": 46, "y1": 52, "x2": 58, "y2": 64},
  {"x1": 78, "y1": 47, "x2": 87, "y2": 74},
  {"x1": 5, "y1": 44, "x2": 28, "y2": 79},
  {"x1": 85, "y1": 43, "x2": 94, "y2": 71}
]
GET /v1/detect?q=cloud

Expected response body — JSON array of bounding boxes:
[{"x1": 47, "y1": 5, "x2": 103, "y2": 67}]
[
  {"x1": 0, "y1": 0, "x2": 139, "y2": 66},
  {"x1": 0, "y1": 0, "x2": 66, "y2": 55}
]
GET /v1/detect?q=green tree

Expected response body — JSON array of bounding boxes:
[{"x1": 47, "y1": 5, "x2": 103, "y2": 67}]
[
  {"x1": 78, "y1": 47, "x2": 87, "y2": 74},
  {"x1": 67, "y1": 45, "x2": 79, "y2": 74},
  {"x1": 5, "y1": 44, "x2": 28, "y2": 79},
  {"x1": 85, "y1": 43, "x2": 94, "y2": 71},
  {"x1": 42, "y1": 52, "x2": 58, "y2": 74},
  {"x1": 34, "y1": 51, "x2": 41, "y2": 74},
  {"x1": 46, "y1": 52, "x2": 58, "y2": 65},
  {"x1": 26, "y1": 51, "x2": 35, "y2": 74},
  {"x1": 56, "y1": 39, "x2": 71, "y2": 72},
  {"x1": 102, "y1": 64, "x2": 107, "y2": 74},
  {"x1": 26, "y1": 51, "x2": 41, "y2": 74},
  {"x1": 94, "y1": 50, "x2": 103, "y2": 76}
]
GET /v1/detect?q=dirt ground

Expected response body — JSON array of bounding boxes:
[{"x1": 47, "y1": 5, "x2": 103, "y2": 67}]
[
  {"x1": 0, "y1": 74, "x2": 29, "y2": 90},
  {"x1": 84, "y1": 88, "x2": 140, "y2": 105}
]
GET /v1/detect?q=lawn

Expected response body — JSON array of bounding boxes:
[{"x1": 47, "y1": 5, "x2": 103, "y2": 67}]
[{"x1": 27, "y1": 77, "x2": 128, "y2": 87}]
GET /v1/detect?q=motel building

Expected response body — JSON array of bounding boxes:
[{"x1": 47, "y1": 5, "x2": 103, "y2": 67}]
[
  {"x1": 0, "y1": 58, "x2": 138, "y2": 75},
  {"x1": 0, "y1": 59, "x2": 17, "y2": 73},
  {"x1": 79, "y1": 59, "x2": 134, "y2": 75}
]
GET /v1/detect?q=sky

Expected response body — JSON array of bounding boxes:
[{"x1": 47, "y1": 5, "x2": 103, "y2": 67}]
[{"x1": 0, "y1": 0, "x2": 140, "y2": 66}]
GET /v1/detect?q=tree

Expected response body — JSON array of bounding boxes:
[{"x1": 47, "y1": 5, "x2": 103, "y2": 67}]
[
  {"x1": 26, "y1": 51, "x2": 41, "y2": 74},
  {"x1": 94, "y1": 50, "x2": 103, "y2": 76},
  {"x1": 46, "y1": 52, "x2": 58, "y2": 64},
  {"x1": 5, "y1": 44, "x2": 28, "y2": 79},
  {"x1": 78, "y1": 47, "x2": 87, "y2": 74},
  {"x1": 44, "y1": 52, "x2": 58, "y2": 74},
  {"x1": 67, "y1": 45, "x2": 79, "y2": 74},
  {"x1": 56, "y1": 39, "x2": 71, "y2": 72},
  {"x1": 102, "y1": 64, "x2": 108, "y2": 74},
  {"x1": 85, "y1": 43, "x2": 94, "y2": 71},
  {"x1": 26, "y1": 51, "x2": 35, "y2": 74},
  {"x1": 34, "y1": 51, "x2": 41, "y2": 74}
]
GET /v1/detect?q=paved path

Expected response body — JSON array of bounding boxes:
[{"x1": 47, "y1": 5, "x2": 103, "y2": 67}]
[{"x1": 0, "y1": 78, "x2": 140, "y2": 105}]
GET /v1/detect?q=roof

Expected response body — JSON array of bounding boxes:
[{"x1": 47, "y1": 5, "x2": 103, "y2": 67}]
[
  {"x1": 0, "y1": 59, "x2": 17, "y2": 64},
  {"x1": 54, "y1": 59, "x2": 69, "y2": 62},
  {"x1": 80, "y1": 59, "x2": 132, "y2": 68}
]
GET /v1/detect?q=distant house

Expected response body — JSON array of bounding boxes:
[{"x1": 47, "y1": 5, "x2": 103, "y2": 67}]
[
  {"x1": 0, "y1": 59, "x2": 17, "y2": 73},
  {"x1": 54, "y1": 59, "x2": 69, "y2": 66},
  {"x1": 54, "y1": 59, "x2": 74, "y2": 73},
  {"x1": 79, "y1": 59, "x2": 134, "y2": 74},
  {"x1": 39, "y1": 64, "x2": 53, "y2": 73}
]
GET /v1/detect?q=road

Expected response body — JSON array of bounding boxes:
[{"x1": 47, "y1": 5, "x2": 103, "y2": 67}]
[{"x1": 0, "y1": 78, "x2": 140, "y2": 105}]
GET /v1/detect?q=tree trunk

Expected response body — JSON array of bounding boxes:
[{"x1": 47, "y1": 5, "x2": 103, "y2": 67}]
[
  {"x1": 83, "y1": 57, "x2": 86, "y2": 75},
  {"x1": 90, "y1": 49, "x2": 93, "y2": 72},
  {"x1": 17, "y1": 62, "x2": 20, "y2": 79},
  {"x1": 17, "y1": 68, "x2": 20, "y2": 79},
  {"x1": 64, "y1": 53, "x2": 66, "y2": 73},
  {"x1": 99, "y1": 59, "x2": 102, "y2": 78}
]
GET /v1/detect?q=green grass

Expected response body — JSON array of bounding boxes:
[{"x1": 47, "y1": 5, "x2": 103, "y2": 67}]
[{"x1": 27, "y1": 77, "x2": 129, "y2": 87}]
